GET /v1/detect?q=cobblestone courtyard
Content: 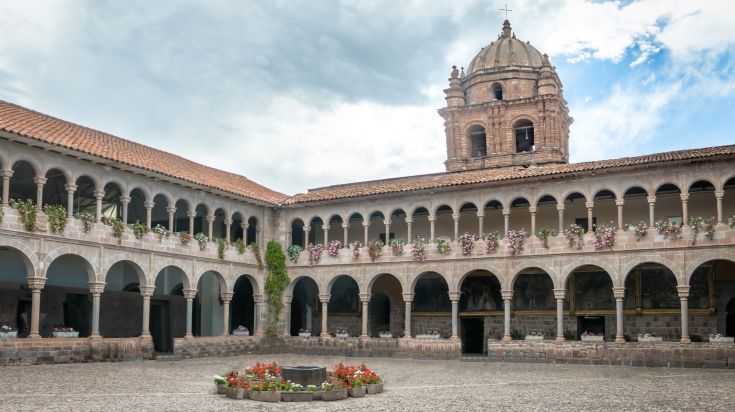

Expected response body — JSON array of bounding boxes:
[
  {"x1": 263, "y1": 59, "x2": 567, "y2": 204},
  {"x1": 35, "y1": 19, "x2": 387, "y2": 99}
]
[{"x1": 1, "y1": 355, "x2": 734, "y2": 411}]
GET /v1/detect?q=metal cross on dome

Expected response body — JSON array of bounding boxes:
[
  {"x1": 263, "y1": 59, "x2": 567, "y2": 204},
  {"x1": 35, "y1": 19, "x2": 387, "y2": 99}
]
[{"x1": 499, "y1": 4, "x2": 512, "y2": 19}]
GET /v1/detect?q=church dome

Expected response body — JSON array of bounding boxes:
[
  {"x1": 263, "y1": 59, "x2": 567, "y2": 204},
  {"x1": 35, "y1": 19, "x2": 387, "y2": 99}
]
[{"x1": 465, "y1": 20, "x2": 544, "y2": 75}]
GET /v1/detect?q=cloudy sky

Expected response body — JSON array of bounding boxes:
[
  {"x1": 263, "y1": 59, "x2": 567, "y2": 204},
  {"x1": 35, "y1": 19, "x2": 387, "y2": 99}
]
[{"x1": 1, "y1": 0, "x2": 733, "y2": 195}]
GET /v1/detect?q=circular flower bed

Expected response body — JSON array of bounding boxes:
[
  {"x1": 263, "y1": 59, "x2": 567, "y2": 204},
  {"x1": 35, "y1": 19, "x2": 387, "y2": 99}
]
[{"x1": 212, "y1": 361, "x2": 384, "y2": 403}]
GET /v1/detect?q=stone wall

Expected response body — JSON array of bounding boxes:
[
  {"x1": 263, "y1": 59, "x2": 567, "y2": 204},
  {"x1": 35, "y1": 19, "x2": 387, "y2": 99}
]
[
  {"x1": 327, "y1": 314, "x2": 360, "y2": 336},
  {"x1": 173, "y1": 336, "x2": 262, "y2": 359},
  {"x1": 281, "y1": 336, "x2": 461, "y2": 360},
  {"x1": 486, "y1": 340, "x2": 735, "y2": 368},
  {"x1": 412, "y1": 314, "x2": 451, "y2": 337},
  {"x1": 0, "y1": 337, "x2": 152, "y2": 366}
]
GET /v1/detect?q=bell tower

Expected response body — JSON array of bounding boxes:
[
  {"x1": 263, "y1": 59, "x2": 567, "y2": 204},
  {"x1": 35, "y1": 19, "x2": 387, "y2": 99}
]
[{"x1": 438, "y1": 20, "x2": 572, "y2": 172}]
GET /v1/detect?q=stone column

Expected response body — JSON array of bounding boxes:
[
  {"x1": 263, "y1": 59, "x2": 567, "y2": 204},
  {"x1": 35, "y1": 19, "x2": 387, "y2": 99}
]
[
  {"x1": 89, "y1": 282, "x2": 105, "y2": 338},
  {"x1": 0, "y1": 170, "x2": 12, "y2": 206},
  {"x1": 319, "y1": 294, "x2": 330, "y2": 337},
  {"x1": 678, "y1": 285, "x2": 690, "y2": 343},
  {"x1": 502, "y1": 209, "x2": 510, "y2": 237},
  {"x1": 33, "y1": 176, "x2": 46, "y2": 210},
  {"x1": 553, "y1": 289, "x2": 566, "y2": 341},
  {"x1": 257, "y1": 228, "x2": 262, "y2": 249},
  {"x1": 452, "y1": 214, "x2": 459, "y2": 240},
  {"x1": 120, "y1": 196, "x2": 131, "y2": 223},
  {"x1": 222, "y1": 219, "x2": 232, "y2": 242},
  {"x1": 557, "y1": 204, "x2": 565, "y2": 233},
  {"x1": 384, "y1": 220, "x2": 391, "y2": 245},
  {"x1": 529, "y1": 207, "x2": 537, "y2": 237},
  {"x1": 94, "y1": 190, "x2": 104, "y2": 222},
  {"x1": 715, "y1": 190, "x2": 724, "y2": 225},
  {"x1": 27, "y1": 277, "x2": 46, "y2": 339},
  {"x1": 221, "y1": 291, "x2": 233, "y2": 336},
  {"x1": 342, "y1": 223, "x2": 349, "y2": 247},
  {"x1": 477, "y1": 212, "x2": 484, "y2": 238},
  {"x1": 183, "y1": 289, "x2": 197, "y2": 338},
  {"x1": 402, "y1": 293, "x2": 414, "y2": 338},
  {"x1": 501, "y1": 290, "x2": 513, "y2": 341},
  {"x1": 253, "y1": 294, "x2": 264, "y2": 337},
  {"x1": 613, "y1": 287, "x2": 625, "y2": 343},
  {"x1": 168, "y1": 207, "x2": 177, "y2": 233},
  {"x1": 283, "y1": 295, "x2": 292, "y2": 337},
  {"x1": 360, "y1": 293, "x2": 370, "y2": 338},
  {"x1": 144, "y1": 202, "x2": 154, "y2": 229},
  {"x1": 647, "y1": 196, "x2": 656, "y2": 227},
  {"x1": 362, "y1": 221, "x2": 369, "y2": 245},
  {"x1": 243, "y1": 223, "x2": 250, "y2": 245},
  {"x1": 303, "y1": 227, "x2": 310, "y2": 248},
  {"x1": 429, "y1": 216, "x2": 436, "y2": 242},
  {"x1": 449, "y1": 292, "x2": 460, "y2": 341},
  {"x1": 139, "y1": 285, "x2": 155, "y2": 338},
  {"x1": 257, "y1": 296, "x2": 266, "y2": 337},
  {"x1": 585, "y1": 201, "x2": 594, "y2": 233},
  {"x1": 187, "y1": 212, "x2": 195, "y2": 235},
  {"x1": 616, "y1": 200, "x2": 625, "y2": 230},
  {"x1": 680, "y1": 194, "x2": 689, "y2": 227},
  {"x1": 65, "y1": 184, "x2": 77, "y2": 218},
  {"x1": 322, "y1": 224, "x2": 329, "y2": 247},
  {"x1": 405, "y1": 218, "x2": 413, "y2": 242},
  {"x1": 206, "y1": 215, "x2": 214, "y2": 241}
]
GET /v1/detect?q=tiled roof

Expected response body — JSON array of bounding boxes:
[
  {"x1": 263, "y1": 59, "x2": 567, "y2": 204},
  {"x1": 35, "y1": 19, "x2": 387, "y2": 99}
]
[
  {"x1": 0, "y1": 100, "x2": 288, "y2": 205},
  {"x1": 285, "y1": 144, "x2": 735, "y2": 204}
]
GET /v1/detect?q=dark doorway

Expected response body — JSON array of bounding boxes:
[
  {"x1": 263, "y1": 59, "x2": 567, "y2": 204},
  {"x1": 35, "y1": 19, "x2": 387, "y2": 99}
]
[
  {"x1": 461, "y1": 317, "x2": 484, "y2": 354},
  {"x1": 16, "y1": 299, "x2": 31, "y2": 338},
  {"x1": 727, "y1": 299, "x2": 735, "y2": 337},
  {"x1": 369, "y1": 293, "x2": 390, "y2": 337},
  {"x1": 577, "y1": 315, "x2": 604, "y2": 338},
  {"x1": 63, "y1": 293, "x2": 90, "y2": 337},
  {"x1": 151, "y1": 300, "x2": 172, "y2": 353}
]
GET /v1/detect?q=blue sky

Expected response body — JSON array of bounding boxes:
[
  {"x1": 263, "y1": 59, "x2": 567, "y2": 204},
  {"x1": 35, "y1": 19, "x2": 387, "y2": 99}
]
[{"x1": 0, "y1": 0, "x2": 733, "y2": 194}]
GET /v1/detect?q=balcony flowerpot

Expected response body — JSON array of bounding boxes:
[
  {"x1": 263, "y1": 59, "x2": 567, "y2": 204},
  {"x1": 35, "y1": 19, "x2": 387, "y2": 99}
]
[
  {"x1": 52, "y1": 331, "x2": 79, "y2": 338},
  {"x1": 524, "y1": 335, "x2": 544, "y2": 341},
  {"x1": 580, "y1": 335, "x2": 604, "y2": 342},
  {"x1": 366, "y1": 382, "x2": 384, "y2": 394},
  {"x1": 709, "y1": 336, "x2": 734, "y2": 343},
  {"x1": 348, "y1": 386, "x2": 366, "y2": 398},
  {"x1": 637, "y1": 335, "x2": 662, "y2": 342},
  {"x1": 321, "y1": 389, "x2": 348, "y2": 401},
  {"x1": 250, "y1": 390, "x2": 280, "y2": 402},
  {"x1": 335, "y1": 333, "x2": 349, "y2": 339},
  {"x1": 298, "y1": 332, "x2": 311, "y2": 338},
  {"x1": 415, "y1": 334, "x2": 441, "y2": 340},
  {"x1": 232, "y1": 331, "x2": 250, "y2": 336},
  {"x1": 281, "y1": 391, "x2": 314, "y2": 402},
  {"x1": 378, "y1": 333, "x2": 392, "y2": 339},
  {"x1": 216, "y1": 384, "x2": 227, "y2": 394},
  {"x1": 0, "y1": 331, "x2": 18, "y2": 339}
]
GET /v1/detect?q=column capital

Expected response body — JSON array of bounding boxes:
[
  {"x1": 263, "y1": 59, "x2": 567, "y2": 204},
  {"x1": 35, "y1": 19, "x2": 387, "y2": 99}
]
[
  {"x1": 187, "y1": 211, "x2": 197, "y2": 219},
  {"x1": 205, "y1": 215, "x2": 215, "y2": 223},
  {"x1": 64, "y1": 184, "x2": 78, "y2": 193},
  {"x1": 615, "y1": 200, "x2": 625, "y2": 207},
  {"x1": 26, "y1": 277, "x2": 46, "y2": 290},
  {"x1": 528, "y1": 206, "x2": 537, "y2": 214},
  {"x1": 383, "y1": 219, "x2": 391, "y2": 226},
  {"x1": 714, "y1": 190, "x2": 724, "y2": 199},
  {"x1": 502, "y1": 209, "x2": 510, "y2": 216},
  {"x1": 120, "y1": 195, "x2": 131, "y2": 205},
  {"x1": 679, "y1": 193, "x2": 689, "y2": 201},
  {"x1": 167, "y1": 206, "x2": 177, "y2": 214},
  {"x1": 404, "y1": 218, "x2": 413, "y2": 224},
  {"x1": 476, "y1": 211, "x2": 485, "y2": 218},
  {"x1": 322, "y1": 224, "x2": 330, "y2": 230},
  {"x1": 0, "y1": 169, "x2": 13, "y2": 178},
  {"x1": 33, "y1": 176, "x2": 47, "y2": 185},
  {"x1": 302, "y1": 226, "x2": 310, "y2": 233},
  {"x1": 647, "y1": 196, "x2": 656, "y2": 204},
  {"x1": 241, "y1": 222, "x2": 249, "y2": 229},
  {"x1": 501, "y1": 289, "x2": 513, "y2": 300},
  {"x1": 94, "y1": 190, "x2": 105, "y2": 199},
  {"x1": 428, "y1": 215, "x2": 436, "y2": 222},
  {"x1": 451, "y1": 214, "x2": 460, "y2": 221},
  {"x1": 362, "y1": 221, "x2": 370, "y2": 227},
  {"x1": 139, "y1": 285, "x2": 155, "y2": 297},
  {"x1": 556, "y1": 204, "x2": 565, "y2": 212},
  {"x1": 359, "y1": 293, "x2": 371, "y2": 303},
  {"x1": 223, "y1": 218, "x2": 232, "y2": 226},
  {"x1": 585, "y1": 201, "x2": 594, "y2": 209},
  {"x1": 552, "y1": 288, "x2": 566, "y2": 300},
  {"x1": 401, "y1": 292, "x2": 415, "y2": 302},
  {"x1": 144, "y1": 201, "x2": 155, "y2": 210},
  {"x1": 341, "y1": 223, "x2": 350, "y2": 229},
  {"x1": 677, "y1": 285, "x2": 690, "y2": 298},
  {"x1": 448, "y1": 291, "x2": 461, "y2": 301},
  {"x1": 319, "y1": 294, "x2": 331, "y2": 304},
  {"x1": 612, "y1": 287, "x2": 626, "y2": 299},
  {"x1": 220, "y1": 291, "x2": 234, "y2": 302},
  {"x1": 88, "y1": 281, "x2": 106, "y2": 295},
  {"x1": 182, "y1": 288, "x2": 197, "y2": 299}
]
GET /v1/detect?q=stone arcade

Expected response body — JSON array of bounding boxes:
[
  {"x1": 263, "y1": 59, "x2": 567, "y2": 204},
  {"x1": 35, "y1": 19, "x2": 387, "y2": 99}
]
[{"x1": 0, "y1": 20, "x2": 734, "y2": 367}]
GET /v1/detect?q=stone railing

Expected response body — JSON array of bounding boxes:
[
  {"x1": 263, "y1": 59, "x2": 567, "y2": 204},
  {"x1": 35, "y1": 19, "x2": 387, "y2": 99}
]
[
  {"x1": 0, "y1": 208, "x2": 261, "y2": 267},
  {"x1": 287, "y1": 226, "x2": 735, "y2": 267}
]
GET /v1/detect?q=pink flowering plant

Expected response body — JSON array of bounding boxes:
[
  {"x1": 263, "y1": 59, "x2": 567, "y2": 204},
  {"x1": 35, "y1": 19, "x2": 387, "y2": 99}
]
[
  {"x1": 351, "y1": 241, "x2": 362, "y2": 260},
  {"x1": 458, "y1": 232, "x2": 475, "y2": 255},
  {"x1": 629, "y1": 221, "x2": 648, "y2": 241},
  {"x1": 654, "y1": 220, "x2": 682, "y2": 240},
  {"x1": 308, "y1": 243, "x2": 324, "y2": 265},
  {"x1": 484, "y1": 232, "x2": 500, "y2": 254},
  {"x1": 563, "y1": 224, "x2": 585, "y2": 249},
  {"x1": 367, "y1": 240, "x2": 384, "y2": 261},
  {"x1": 389, "y1": 238, "x2": 405, "y2": 256},
  {"x1": 688, "y1": 216, "x2": 715, "y2": 244},
  {"x1": 411, "y1": 237, "x2": 427, "y2": 262},
  {"x1": 179, "y1": 230, "x2": 193, "y2": 245},
  {"x1": 593, "y1": 222, "x2": 616, "y2": 250},
  {"x1": 327, "y1": 240, "x2": 342, "y2": 257},
  {"x1": 506, "y1": 228, "x2": 528, "y2": 256}
]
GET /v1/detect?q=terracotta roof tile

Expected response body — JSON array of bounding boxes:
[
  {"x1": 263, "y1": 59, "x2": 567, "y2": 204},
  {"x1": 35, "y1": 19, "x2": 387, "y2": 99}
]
[
  {"x1": 0, "y1": 100, "x2": 288, "y2": 205},
  {"x1": 285, "y1": 144, "x2": 735, "y2": 204}
]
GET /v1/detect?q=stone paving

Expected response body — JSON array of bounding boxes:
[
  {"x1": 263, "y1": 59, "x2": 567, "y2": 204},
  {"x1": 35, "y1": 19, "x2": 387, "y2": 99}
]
[{"x1": 1, "y1": 355, "x2": 734, "y2": 411}]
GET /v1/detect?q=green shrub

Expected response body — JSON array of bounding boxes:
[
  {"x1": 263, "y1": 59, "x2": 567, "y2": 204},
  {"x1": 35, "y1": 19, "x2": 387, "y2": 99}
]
[{"x1": 264, "y1": 241, "x2": 289, "y2": 338}]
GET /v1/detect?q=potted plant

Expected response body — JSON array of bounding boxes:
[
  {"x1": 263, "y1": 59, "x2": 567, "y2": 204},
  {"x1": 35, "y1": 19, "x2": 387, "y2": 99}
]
[
  {"x1": 326, "y1": 240, "x2": 341, "y2": 257},
  {"x1": 249, "y1": 381, "x2": 281, "y2": 402},
  {"x1": 298, "y1": 328, "x2": 311, "y2": 337},
  {"x1": 360, "y1": 364, "x2": 383, "y2": 394},
  {"x1": 416, "y1": 329, "x2": 441, "y2": 339},
  {"x1": 580, "y1": 331, "x2": 604, "y2": 342},
  {"x1": 213, "y1": 375, "x2": 228, "y2": 394},
  {"x1": 179, "y1": 231, "x2": 193, "y2": 245},
  {"x1": 225, "y1": 378, "x2": 247, "y2": 400},
  {"x1": 152, "y1": 224, "x2": 169, "y2": 240},
  {"x1": 524, "y1": 330, "x2": 544, "y2": 341},
  {"x1": 378, "y1": 330, "x2": 392, "y2": 339},
  {"x1": 0, "y1": 323, "x2": 18, "y2": 338},
  {"x1": 637, "y1": 332, "x2": 662, "y2": 342},
  {"x1": 708, "y1": 333, "x2": 734, "y2": 343},
  {"x1": 335, "y1": 329, "x2": 349, "y2": 339},
  {"x1": 52, "y1": 326, "x2": 78, "y2": 338},
  {"x1": 347, "y1": 378, "x2": 366, "y2": 398},
  {"x1": 305, "y1": 384, "x2": 321, "y2": 400},
  {"x1": 320, "y1": 381, "x2": 348, "y2": 401},
  {"x1": 280, "y1": 382, "x2": 313, "y2": 402},
  {"x1": 287, "y1": 244, "x2": 302, "y2": 263},
  {"x1": 232, "y1": 325, "x2": 250, "y2": 336},
  {"x1": 435, "y1": 236, "x2": 451, "y2": 254}
]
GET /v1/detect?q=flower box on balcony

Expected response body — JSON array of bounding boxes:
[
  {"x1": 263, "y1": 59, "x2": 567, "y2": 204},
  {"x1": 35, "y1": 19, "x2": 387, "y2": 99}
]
[
  {"x1": 52, "y1": 331, "x2": 79, "y2": 338},
  {"x1": 298, "y1": 332, "x2": 311, "y2": 338},
  {"x1": 708, "y1": 335, "x2": 734, "y2": 343},
  {"x1": 524, "y1": 335, "x2": 544, "y2": 341},
  {"x1": 581, "y1": 335, "x2": 604, "y2": 342},
  {"x1": 232, "y1": 331, "x2": 250, "y2": 336},
  {"x1": 335, "y1": 333, "x2": 350, "y2": 339},
  {"x1": 378, "y1": 332, "x2": 393, "y2": 339},
  {"x1": 0, "y1": 331, "x2": 18, "y2": 339},
  {"x1": 637, "y1": 335, "x2": 662, "y2": 342},
  {"x1": 415, "y1": 334, "x2": 441, "y2": 340}
]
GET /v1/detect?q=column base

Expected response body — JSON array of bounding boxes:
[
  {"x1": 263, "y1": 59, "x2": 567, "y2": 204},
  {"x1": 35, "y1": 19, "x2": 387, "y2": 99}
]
[
  {"x1": 401, "y1": 335, "x2": 413, "y2": 340},
  {"x1": 680, "y1": 336, "x2": 692, "y2": 344},
  {"x1": 359, "y1": 334, "x2": 369, "y2": 340},
  {"x1": 450, "y1": 335, "x2": 460, "y2": 342},
  {"x1": 615, "y1": 336, "x2": 625, "y2": 343},
  {"x1": 320, "y1": 332, "x2": 330, "y2": 338},
  {"x1": 89, "y1": 333, "x2": 102, "y2": 341},
  {"x1": 555, "y1": 337, "x2": 565, "y2": 342},
  {"x1": 140, "y1": 333, "x2": 151, "y2": 339},
  {"x1": 502, "y1": 336, "x2": 511, "y2": 342},
  {"x1": 185, "y1": 333, "x2": 194, "y2": 339},
  {"x1": 27, "y1": 333, "x2": 41, "y2": 339}
]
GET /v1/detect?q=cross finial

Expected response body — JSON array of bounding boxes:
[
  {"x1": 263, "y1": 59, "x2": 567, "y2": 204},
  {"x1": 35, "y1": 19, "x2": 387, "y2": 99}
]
[{"x1": 499, "y1": 4, "x2": 512, "y2": 20}]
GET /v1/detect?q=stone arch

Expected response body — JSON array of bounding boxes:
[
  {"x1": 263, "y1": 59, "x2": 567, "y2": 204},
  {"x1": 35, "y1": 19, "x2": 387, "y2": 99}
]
[
  {"x1": 102, "y1": 258, "x2": 147, "y2": 286},
  {"x1": 9, "y1": 159, "x2": 39, "y2": 202},
  {"x1": 42, "y1": 247, "x2": 98, "y2": 282},
  {"x1": 285, "y1": 274, "x2": 321, "y2": 298},
  {"x1": 327, "y1": 273, "x2": 362, "y2": 296},
  {"x1": 562, "y1": 260, "x2": 618, "y2": 288},
  {"x1": 367, "y1": 272, "x2": 407, "y2": 294},
  {"x1": 42, "y1": 168, "x2": 71, "y2": 208},
  {"x1": 410, "y1": 270, "x2": 450, "y2": 294},
  {"x1": 685, "y1": 254, "x2": 735, "y2": 283},
  {"x1": 687, "y1": 178, "x2": 717, "y2": 193},
  {"x1": 533, "y1": 193, "x2": 558, "y2": 208},
  {"x1": 454, "y1": 264, "x2": 506, "y2": 292},
  {"x1": 621, "y1": 256, "x2": 681, "y2": 285},
  {"x1": 10, "y1": 157, "x2": 41, "y2": 177},
  {"x1": 560, "y1": 190, "x2": 588, "y2": 204},
  {"x1": 509, "y1": 263, "x2": 558, "y2": 290},
  {"x1": 0, "y1": 238, "x2": 40, "y2": 278},
  {"x1": 432, "y1": 203, "x2": 453, "y2": 216},
  {"x1": 153, "y1": 264, "x2": 191, "y2": 292},
  {"x1": 719, "y1": 173, "x2": 735, "y2": 191},
  {"x1": 593, "y1": 187, "x2": 619, "y2": 201},
  {"x1": 655, "y1": 181, "x2": 683, "y2": 194},
  {"x1": 622, "y1": 184, "x2": 650, "y2": 197}
]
